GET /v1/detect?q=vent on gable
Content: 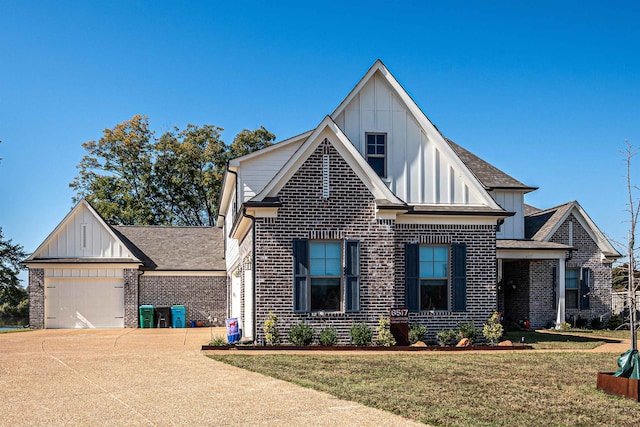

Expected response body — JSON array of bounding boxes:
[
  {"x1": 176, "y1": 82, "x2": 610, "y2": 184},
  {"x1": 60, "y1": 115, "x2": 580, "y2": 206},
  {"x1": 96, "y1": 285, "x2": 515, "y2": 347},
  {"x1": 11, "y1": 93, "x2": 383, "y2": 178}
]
[
  {"x1": 322, "y1": 139, "x2": 330, "y2": 199},
  {"x1": 81, "y1": 224, "x2": 88, "y2": 250}
]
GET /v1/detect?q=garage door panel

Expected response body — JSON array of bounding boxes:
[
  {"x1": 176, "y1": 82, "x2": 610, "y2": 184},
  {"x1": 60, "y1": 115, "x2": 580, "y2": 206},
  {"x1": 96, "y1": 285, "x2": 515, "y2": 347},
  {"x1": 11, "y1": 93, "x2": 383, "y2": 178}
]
[{"x1": 45, "y1": 278, "x2": 124, "y2": 328}]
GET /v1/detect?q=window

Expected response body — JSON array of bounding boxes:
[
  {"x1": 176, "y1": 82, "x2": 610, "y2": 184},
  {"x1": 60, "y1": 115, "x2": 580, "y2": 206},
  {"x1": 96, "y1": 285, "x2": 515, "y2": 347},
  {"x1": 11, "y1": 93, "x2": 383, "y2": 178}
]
[
  {"x1": 293, "y1": 239, "x2": 360, "y2": 312},
  {"x1": 310, "y1": 242, "x2": 342, "y2": 311},
  {"x1": 419, "y1": 246, "x2": 449, "y2": 311},
  {"x1": 405, "y1": 243, "x2": 467, "y2": 312},
  {"x1": 565, "y1": 269, "x2": 579, "y2": 309},
  {"x1": 366, "y1": 133, "x2": 386, "y2": 177},
  {"x1": 564, "y1": 267, "x2": 590, "y2": 310}
]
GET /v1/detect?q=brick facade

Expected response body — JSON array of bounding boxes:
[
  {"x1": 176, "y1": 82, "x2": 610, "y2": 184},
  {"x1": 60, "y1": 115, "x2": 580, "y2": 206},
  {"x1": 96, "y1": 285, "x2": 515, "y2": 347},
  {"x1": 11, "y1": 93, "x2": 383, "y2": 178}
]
[
  {"x1": 548, "y1": 214, "x2": 612, "y2": 324},
  {"x1": 123, "y1": 269, "x2": 139, "y2": 328},
  {"x1": 139, "y1": 275, "x2": 227, "y2": 326},
  {"x1": 395, "y1": 224, "x2": 497, "y2": 343},
  {"x1": 28, "y1": 268, "x2": 45, "y2": 329},
  {"x1": 250, "y1": 140, "x2": 497, "y2": 344}
]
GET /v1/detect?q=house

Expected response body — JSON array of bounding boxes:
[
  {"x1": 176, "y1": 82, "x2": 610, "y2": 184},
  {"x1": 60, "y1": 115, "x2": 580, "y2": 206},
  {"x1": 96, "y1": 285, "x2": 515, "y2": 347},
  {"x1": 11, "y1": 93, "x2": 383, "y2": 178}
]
[
  {"x1": 217, "y1": 60, "x2": 621, "y2": 343},
  {"x1": 25, "y1": 199, "x2": 226, "y2": 329}
]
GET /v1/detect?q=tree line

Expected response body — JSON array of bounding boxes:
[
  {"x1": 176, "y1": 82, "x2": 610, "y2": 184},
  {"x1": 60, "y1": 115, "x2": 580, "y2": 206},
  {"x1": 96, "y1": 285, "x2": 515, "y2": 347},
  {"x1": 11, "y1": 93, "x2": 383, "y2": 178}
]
[{"x1": 70, "y1": 114, "x2": 275, "y2": 226}]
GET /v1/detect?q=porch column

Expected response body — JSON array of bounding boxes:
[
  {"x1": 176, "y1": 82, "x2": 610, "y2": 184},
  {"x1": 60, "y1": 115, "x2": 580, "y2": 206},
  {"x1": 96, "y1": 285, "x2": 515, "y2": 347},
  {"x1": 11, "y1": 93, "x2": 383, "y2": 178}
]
[{"x1": 555, "y1": 257, "x2": 566, "y2": 329}]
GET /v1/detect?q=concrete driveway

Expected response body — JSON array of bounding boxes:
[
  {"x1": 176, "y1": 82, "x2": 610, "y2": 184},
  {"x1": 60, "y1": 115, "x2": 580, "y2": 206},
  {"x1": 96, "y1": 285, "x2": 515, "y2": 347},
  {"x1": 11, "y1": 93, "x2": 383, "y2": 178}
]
[{"x1": 0, "y1": 329, "x2": 422, "y2": 426}]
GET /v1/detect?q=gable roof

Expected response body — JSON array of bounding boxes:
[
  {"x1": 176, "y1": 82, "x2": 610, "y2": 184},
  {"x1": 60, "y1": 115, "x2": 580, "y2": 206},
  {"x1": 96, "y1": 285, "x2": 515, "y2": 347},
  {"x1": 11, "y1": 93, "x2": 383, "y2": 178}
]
[
  {"x1": 252, "y1": 115, "x2": 406, "y2": 206},
  {"x1": 26, "y1": 199, "x2": 140, "y2": 263},
  {"x1": 330, "y1": 59, "x2": 502, "y2": 210},
  {"x1": 525, "y1": 201, "x2": 621, "y2": 258},
  {"x1": 446, "y1": 139, "x2": 536, "y2": 191},
  {"x1": 112, "y1": 226, "x2": 225, "y2": 271}
]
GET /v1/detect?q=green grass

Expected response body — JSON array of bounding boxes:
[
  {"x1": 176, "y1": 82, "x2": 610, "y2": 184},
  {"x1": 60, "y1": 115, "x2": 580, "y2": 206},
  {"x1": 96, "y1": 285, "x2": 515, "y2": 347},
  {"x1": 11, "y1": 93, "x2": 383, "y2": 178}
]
[
  {"x1": 0, "y1": 328, "x2": 30, "y2": 334},
  {"x1": 504, "y1": 330, "x2": 609, "y2": 349},
  {"x1": 210, "y1": 352, "x2": 638, "y2": 427}
]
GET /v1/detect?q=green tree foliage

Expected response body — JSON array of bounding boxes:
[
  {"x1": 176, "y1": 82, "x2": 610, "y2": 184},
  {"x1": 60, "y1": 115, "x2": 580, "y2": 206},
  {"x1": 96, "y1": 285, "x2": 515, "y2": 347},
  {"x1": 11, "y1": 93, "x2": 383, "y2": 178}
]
[
  {"x1": 0, "y1": 228, "x2": 29, "y2": 317},
  {"x1": 612, "y1": 263, "x2": 639, "y2": 291},
  {"x1": 70, "y1": 115, "x2": 275, "y2": 226}
]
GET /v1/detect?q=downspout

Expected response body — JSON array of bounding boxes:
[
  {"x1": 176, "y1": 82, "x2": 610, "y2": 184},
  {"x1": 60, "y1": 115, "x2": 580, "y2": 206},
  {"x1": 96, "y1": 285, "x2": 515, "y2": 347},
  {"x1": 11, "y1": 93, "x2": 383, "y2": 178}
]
[{"x1": 243, "y1": 210, "x2": 257, "y2": 343}]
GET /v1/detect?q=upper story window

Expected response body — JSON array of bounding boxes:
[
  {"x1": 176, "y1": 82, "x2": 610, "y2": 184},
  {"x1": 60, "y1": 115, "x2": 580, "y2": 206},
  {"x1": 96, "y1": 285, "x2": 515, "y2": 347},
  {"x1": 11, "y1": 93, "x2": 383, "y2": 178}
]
[{"x1": 366, "y1": 133, "x2": 386, "y2": 178}]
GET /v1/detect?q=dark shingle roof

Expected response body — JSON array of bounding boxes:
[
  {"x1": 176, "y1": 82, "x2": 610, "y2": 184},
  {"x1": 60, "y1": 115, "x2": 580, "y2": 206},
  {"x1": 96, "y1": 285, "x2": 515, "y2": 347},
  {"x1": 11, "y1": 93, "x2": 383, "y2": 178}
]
[
  {"x1": 446, "y1": 139, "x2": 536, "y2": 191},
  {"x1": 496, "y1": 240, "x2": 572, "y2": 250},
  {"x1": 524, "y1": 202, "x2": 575, "y2": 241},
  {"x1": 112, "y1": 226, "x2": 225, "y2": 271}
]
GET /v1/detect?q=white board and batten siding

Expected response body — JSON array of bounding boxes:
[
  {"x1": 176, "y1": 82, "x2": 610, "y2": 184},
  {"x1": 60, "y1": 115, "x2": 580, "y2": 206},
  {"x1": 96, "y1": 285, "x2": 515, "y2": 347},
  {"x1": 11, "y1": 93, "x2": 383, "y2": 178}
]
[
  {"x1": 333, "y1": 70, "x2": 486, "y2": 207},
  {"x1": 30, "y1": 200, "x2": 137, "y2": 329},
  {"x1": 492, "y1": 190, "x2": 525, "y2": 239},
  {"x1": 36, "y1": 202, "x2": 134, "y2": 259},
  {"x1": 239, "y1": 139, "x2": 304, "y2": 203},
  {"x1": 224, "y1": 187, "x2": 240, "y2": 272}
]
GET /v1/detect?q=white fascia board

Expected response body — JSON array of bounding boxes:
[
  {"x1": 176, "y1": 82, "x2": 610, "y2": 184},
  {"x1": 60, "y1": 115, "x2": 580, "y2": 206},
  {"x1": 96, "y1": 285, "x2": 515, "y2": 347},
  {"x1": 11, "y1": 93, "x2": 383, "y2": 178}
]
[
  {"x1": 26, "y1": 262, "x2": 143, "y2": 270},
  {"x1": 395, "y1": 214, "x2": 499, "y2": 226},
  {"x1": 497, "y1": 249, "x2": 567, "y2": 260},
  {"x1": 331, "y1": 60, "x2": 499, "y2": 211},
  {"x1": 246, "y1": 207, "x2": 279, "y2": 218},
  {"x1": 228, "y1": 130, "x2": 313, "y2": 167},
  {"x1": 254, "y1": 116, "x2": 404, "y2": 206},
  {"x1": 143, "y1": 270, "x2": 226, "y2": 277},
  {"x1": 216, "y1": 166, "x2": 238, "y2": 227},
  {"x1": 28, "y1": 199, "x2": 140, "y2": 263},
  {"x1": 231, "y1": 216, "x2": 252, "y2": 241}
]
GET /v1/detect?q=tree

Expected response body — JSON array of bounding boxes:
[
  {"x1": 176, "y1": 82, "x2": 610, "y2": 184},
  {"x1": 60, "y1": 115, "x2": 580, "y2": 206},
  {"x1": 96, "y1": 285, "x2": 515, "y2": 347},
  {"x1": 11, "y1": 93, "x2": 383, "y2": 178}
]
[
  {"x1": 622, "y1": 141, "x2": 640, "y2": 350},
  {"x1": 70, "y1": 116, "x2": 274, "y2": 226},
  {"x1": 0, "y1": 227, "x2": 28, "y2": 317}
]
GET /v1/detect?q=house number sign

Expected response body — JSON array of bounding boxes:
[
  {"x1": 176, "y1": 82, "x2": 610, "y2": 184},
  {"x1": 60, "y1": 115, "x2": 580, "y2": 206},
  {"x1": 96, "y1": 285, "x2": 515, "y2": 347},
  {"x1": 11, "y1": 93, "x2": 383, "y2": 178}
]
[{"x1": 389, "y1": 307, "x2": 409, "y2": 346}]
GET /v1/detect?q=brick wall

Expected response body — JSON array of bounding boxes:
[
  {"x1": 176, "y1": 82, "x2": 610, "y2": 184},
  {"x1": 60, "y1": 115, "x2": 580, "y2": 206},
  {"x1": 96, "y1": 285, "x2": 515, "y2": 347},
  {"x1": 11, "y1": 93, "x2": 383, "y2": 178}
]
[
  {"x1": 548, "y1": 214, "x2": 612, "y2": 323},
  {"x1": 28, "y1": 268, "x2": 44, "y2": 329},
  {"x1": 501, "y1": 260, "x2": 530, "y2": 323},
  {"x1": 395, "y1": 224, "x2": 497, "y2": 343},
  {"x1": 139, "y1": 275, "x2": 227, "y2": 326},
  {"x1": 253, "y1": 140, "x2": 395, "y2": 344},
  {"x1": 251, "y1": 139, "x2": 497, "y2": 345},
  {"x1": 529, "y1": 259, "x2": 557, "y2": 328},
  {"x1": 123, "y1": 269, "x2": 139, "y2": 328}
]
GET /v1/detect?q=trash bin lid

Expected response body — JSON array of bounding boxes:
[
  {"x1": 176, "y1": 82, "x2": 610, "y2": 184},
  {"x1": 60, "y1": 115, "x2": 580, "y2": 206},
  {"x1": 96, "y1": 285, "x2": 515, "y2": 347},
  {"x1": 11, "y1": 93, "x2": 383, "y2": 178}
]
[{"x1": 140, "y1": 305, "x2": 154, "y2": 309}]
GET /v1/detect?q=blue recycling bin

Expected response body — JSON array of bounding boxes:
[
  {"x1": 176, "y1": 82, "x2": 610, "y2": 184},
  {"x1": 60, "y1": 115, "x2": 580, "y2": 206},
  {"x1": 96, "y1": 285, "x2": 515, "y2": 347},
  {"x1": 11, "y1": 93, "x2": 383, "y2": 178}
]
[{"x1": 171, "y1": 305, "x2": 186, "y2": 328}]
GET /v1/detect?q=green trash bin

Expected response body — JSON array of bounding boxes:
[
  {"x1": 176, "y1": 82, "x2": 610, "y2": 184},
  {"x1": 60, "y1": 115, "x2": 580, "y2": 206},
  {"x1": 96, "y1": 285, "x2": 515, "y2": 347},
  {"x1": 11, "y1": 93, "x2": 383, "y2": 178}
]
[
  {"x1": 139, "y1": 305, "x2": 154, "y2": 328},
  {"x1": 171, "y1": 305, "x2": 186, "y2": 328}
]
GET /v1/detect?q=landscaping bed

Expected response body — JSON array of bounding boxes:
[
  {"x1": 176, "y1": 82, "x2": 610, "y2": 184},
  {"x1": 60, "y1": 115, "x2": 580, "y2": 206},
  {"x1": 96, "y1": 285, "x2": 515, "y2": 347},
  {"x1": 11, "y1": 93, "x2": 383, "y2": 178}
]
[{"x1": 202, "y1": 343, "x2": 533, "y2": 351}]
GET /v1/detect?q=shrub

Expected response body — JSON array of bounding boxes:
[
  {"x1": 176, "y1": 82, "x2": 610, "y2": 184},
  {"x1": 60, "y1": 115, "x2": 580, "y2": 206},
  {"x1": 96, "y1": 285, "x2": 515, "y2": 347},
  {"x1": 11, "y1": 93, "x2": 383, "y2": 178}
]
[
  {"x1": 436, "y1": 329, "x2": 458, "y2": 346},
  {"x1": 482, "y1": 311, "x2": 504, "y2": 345},
  {"x1": 288, "y1": 322, "x2": 315, "y2": 346},
  {"x1": 560, "y1": 321, "x2": 572, "y2": 330},
  {"x1": 318, "y1": 327, "x2": 338, "y2": 346},
  {"x1": 209, "y1": 335, "x2": 227, "y2": 346},
  {"x1": 375, "y1": 316, "x2": 396, "y2": 347},
  {"x1": 574, "y1": 316, "x2": 589, "y2": 329},
  {"x1": 408, "y1": 323, "x2": 427, "y2": 344},
  {"x1": 589, "y1": 317, "x2": 603, "y2": 330},
  {"x1": 607, "y1": 314, "x2": 623, "y2": 330},
  {"x1": 457, "y1": 321, "x2": 478, "y2": 343},
  {"x1": 350, "y1": 322, "x2": 373, "y2": 346},
  {"x1": 263, "y1": 312, "x2": 281, "y2": 345}
]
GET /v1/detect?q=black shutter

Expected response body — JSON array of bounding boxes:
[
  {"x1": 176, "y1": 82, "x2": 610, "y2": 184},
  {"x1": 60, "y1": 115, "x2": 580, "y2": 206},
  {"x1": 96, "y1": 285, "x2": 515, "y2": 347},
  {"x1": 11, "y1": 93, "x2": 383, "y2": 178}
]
[
  {"x1": 293, "y1": 239, "x2": 309, "y2": 312},
  {"x1": 345, "y1": 240, "x2": 360, "y2": 312},
  {"x1": 580, "y1": 268, "x2": 590, "y2": 310},
  {"x1": 452, "y1": 243, "x2": 467, "y2": 311},
  {"x1": 552, "y1": 266, "x2": 557, "y2": 310},
  {"x1": 405, "y1": 243, "x2": 420, "y2": 312}
]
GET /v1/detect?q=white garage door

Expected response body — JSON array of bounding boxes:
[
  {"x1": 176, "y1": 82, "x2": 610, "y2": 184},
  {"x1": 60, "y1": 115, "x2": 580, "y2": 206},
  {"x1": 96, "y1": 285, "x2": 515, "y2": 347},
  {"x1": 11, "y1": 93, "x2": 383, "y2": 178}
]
[{"x1": 45, "y1": 278, "x2": 125, "y2": 328}]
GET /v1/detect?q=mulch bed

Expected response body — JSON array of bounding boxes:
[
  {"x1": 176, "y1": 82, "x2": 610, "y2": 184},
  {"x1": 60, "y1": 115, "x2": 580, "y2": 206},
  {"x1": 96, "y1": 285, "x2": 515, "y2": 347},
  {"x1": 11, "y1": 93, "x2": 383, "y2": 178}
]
[{"x1": 202, "y1": 344, "x2": 533, "y2": 351}]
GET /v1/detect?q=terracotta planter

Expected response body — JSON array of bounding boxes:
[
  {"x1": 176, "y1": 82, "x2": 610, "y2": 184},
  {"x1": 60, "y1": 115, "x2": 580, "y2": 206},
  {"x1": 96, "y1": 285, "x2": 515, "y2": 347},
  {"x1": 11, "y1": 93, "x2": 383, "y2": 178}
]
[{"x1": 597, "y1": 372, "x2": 640, "y2": 401}]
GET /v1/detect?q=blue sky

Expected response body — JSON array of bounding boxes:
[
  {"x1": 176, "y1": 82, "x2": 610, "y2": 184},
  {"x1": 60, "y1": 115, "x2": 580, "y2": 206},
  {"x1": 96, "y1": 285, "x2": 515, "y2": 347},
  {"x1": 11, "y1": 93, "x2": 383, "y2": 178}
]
[{"x1": 1, "y1": 1, "x2": 639, "y2": 281}]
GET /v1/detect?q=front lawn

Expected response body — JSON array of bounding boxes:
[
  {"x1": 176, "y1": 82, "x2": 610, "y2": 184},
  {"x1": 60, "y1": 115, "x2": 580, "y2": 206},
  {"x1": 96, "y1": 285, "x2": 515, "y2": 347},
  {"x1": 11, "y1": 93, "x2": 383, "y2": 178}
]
[
  {"x1": 210, "y1": 352, "x2": 638, "y2": 426},
  {"x1": 504, "y1": 330, "x2": 610, "y2": 349}
]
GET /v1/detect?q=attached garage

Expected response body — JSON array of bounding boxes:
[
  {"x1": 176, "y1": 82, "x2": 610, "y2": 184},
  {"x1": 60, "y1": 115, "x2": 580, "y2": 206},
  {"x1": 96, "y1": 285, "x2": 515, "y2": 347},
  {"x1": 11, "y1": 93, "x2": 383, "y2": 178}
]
[{"x1": 44, "y1": 277, "x2": 125, "y2": 328}]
